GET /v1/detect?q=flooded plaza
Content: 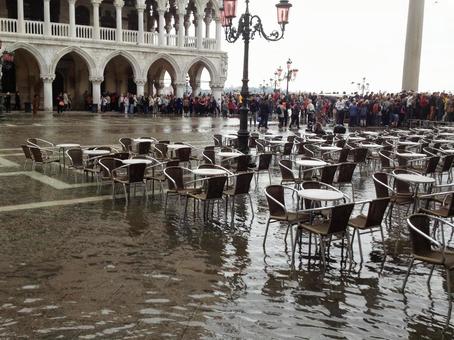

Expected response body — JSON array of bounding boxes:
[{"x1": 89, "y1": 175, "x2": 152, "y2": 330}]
[{"x1": 0, "y1": 113, "x2": 453, "y2": 339}]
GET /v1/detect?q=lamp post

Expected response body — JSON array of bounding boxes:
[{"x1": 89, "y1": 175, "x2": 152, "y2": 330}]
[
  {"x1": 0, "y1": 40, "x2": 15, "y2": 116},
  {"x1": 220, "y1": 0, "x2": 292, "y2": 153},
  {"x1": 260, "y1": 80, "x2": 269, "y2": 95},
  {"x1": 276, "y1": 58, "x2": 298, "y2": 97},
  {"x1": 351, "y1": 77, "x2": 370, "y2": 96}
]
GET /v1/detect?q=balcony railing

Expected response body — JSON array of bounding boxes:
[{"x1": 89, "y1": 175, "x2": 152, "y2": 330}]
[
  {"x1": 144, "y1": 32, "x2": 158, "y2": 45},
  {"x1": 0, "y1": 18, "x2": 17, "y2": 33},
  {"x1": 0, "y1": 18, "x2": 217, "y2": 50},
  {"x1": 76, "y1": 25, "x2": 92, "y2": 39},
  {"x1": 184, "y1": 36, "x2": 197, "y2": 48},
  {"x1": 51, "y1": 22, "x2": 69, "y2": 37},
  {"x1": 123, "y1": 29, "x2": 138, "y2": 44},
  {"x1": 100, "y1": 27, "x2": 116, "y2": 41},
  {"x1": 25, "y1": 20, "x2": 43, "y2": 35},
  {"x1": 203, "y1": 38, "x2": 216, "y2": 50}
]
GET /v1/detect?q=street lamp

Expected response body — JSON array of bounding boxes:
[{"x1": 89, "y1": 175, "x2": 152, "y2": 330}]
[
  {"x1": 351, "y1": 77, "x2": 370, "y2": 96},
  {"x1": 276, "y1": 58, "x2": 298, "y2": 96},
  {"x1": 220, "y1": 0, "x2": 292, "y2": 153},
  {"x1": 0, "y1": 40, "x2": 15, "y2": 116},
  {"x1": 260, "y1": 80, "x2": 269, "y2": 94}
]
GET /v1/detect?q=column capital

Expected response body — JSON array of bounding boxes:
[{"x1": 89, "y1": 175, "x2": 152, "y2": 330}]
[
  {"x1": 41, "y1": 74, "x2": 55, "y2": 82},
  {"x1": 91, "y1": 0, "x2": 102, "y2": 6},
  {"x1": 114, "y1": 0, "x2": 124, "y2": 8},
  {"x1": 210, "y1": 83, "x2": 224, "y2": 90},
  {"x1": 89, "y1": 76, "x2": 104, "y2": 84},
  {"x1": 136, "y1": 4, "x2": 146, "y2": 11},
  {"x1": 68, "y1": 0, "x2": 76, "y2": 4},
  {"x1": 134, "y1": 78, "x2": 147, "y2": 86},
  {"x1": 157, "y1": 9, "x2": 166, "y2": 16},
  {"x1": 174, "y1": 82, "x2": 186, "y2": 87}
]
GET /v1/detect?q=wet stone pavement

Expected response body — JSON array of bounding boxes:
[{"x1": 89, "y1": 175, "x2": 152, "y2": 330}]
[{"x1": 0, "y1": 113, "x2": 453, "y2": 339}]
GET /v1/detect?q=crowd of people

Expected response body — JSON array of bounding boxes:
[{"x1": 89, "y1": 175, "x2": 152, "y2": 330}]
[{"x1": 222, "y1": 91, "x2": 454, "y2": 130}]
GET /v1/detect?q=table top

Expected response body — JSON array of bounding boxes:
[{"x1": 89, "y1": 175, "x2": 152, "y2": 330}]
[
  {"x1": 83, "y1": 149, "x2": 111, "y2": 155},
  {"x1": 394, "y1": 173, "x2": 435, "y2": 184},
  {"x1": 361, "y1": 143, "x2": 383, "y2": 149},
  {"x1": 298, "y1": 189, "x2": 344, "y2": 201},
  {"x1": 441, "y1": 149, "x2": 454, "y2": 154},
  {"x1": 268, "y1": 140, "x2": 287, "y2": 145},
  {"x1": 295, "y1": 159, "x2": 327, "y2": 167},
  {"x1": 302, "y1": 132, "x2": 317, "y2": 137},
  {"x1": 348, "y1": 137, "x2": 366, "y2": 142},
  {"x1": 224, "y1": 134, "x2": 238, "y2": 139},
  {"x1": 433, "y1": 139, "x2": 454, "y2": 144},
  {"x1": 167, "y1": 144, "x2": 188, "y2": 150},
  {"x1": 398, "y1": 141, "x2": 420, "y2": 146},
  {"x1": 57, "y1": 143, "x2": 80, "y2": 148},
  {"x1": 192, "y1": 168, "x2": 227, "y2": 176},
  {"x1": 415, "y1": 128, "x2": 433, "y2": 132},
  {"x1": 318, "y1": 146, "x2": 342, "y2": 151},
  {"x1": 217, "y1": 152, "x2": 242, "y2": 158},
  {"x1": 362, "y1": 131, "x2": 379, "y2": 136},
  {"x1": 382, "y1": 135, "x2": 399, "y2": 140},
  {"x1": 307, "y1": 138, "x2": 326, "y2": 143},
  {"x1": 396, "y1": 152, "x2": 426, "y2": 158},
  {"x1": 133, "y1": 138, "x2": 156, "y2": 143},
  {"x1": 123, "y1": 159, "x2": 153, "y2": 165},
  {"x1": 437, "y1": 133, "x2": 454, "y2": 137}
]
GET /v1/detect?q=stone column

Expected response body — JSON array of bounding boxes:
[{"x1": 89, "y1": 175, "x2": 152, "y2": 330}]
[
  {"x1": 137, "y1": 4, "x2": 145, "y2": 45},
  {"x1": 196, "y1": 13, "x2": 203, "y2": 49},
  {"x1": 175, "y1": 82, "x2": 185, "y2": 98},
  {"x1": 158, "y1": 9, "x2": 165, "y2": 46},
  {"x1": 210, "y1": 84, "x2": 224, "y2": 105},
  {"x1": 191, "y1": 81, "x2": 201, "y2": 96},
  {"x1": 92, "y1": 0, "x2": 101, "y2": 40},
  {"x1": 90, "y1": 77, "x2": 103, "y2": 112},
  {"x1": 157, "y1": 81, "x2": 165, "y2": 96},
  {"x1": 204, "y1": 15, "x2": 212, "y2": 39},
  {"x1": 402, "y1": 0, "x2": 425, "y2": 92},
  {"x1": 177, "y1": 12, "x2": 185, "y2": 48},
  {"x1": 69, "y1": 0, "x2": 76, "y2": 38},
  {"x1": 115, "y1": 0, "x2": 124, "y2": 43},
  {"x1": 42, "y1": 75, "x2": 55, "y2": 112},
  {"x1": 135, "y1": 79, "x2": 146, "y2": 97},
  {"x1": 43, "y1": 0, "x2": 51, "y2": 36},
  {"x1": 215, "y1": 18, "x2": 222, "y2": 50},
  {"x1": 17, "y1": 0, "x2": 24, "y2": 33}
]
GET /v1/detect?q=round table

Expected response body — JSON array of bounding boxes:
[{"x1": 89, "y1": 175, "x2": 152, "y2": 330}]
[
  {"x1": 362, "y1": 131, "x2": 379, "y2": 136},
  {"x1": 415, "y1": 128, "x2": 433, "y2": 133},
  {"x1": 441, "y1": 149, "x2": 454, "y2": 154},
  {"x1": 298, "y1": 189, "x2": 344, "y2": 201},
  {"x1": 224, "y1": 134, "x2": 238, "y2": 140},
  {"x1": 396, "y1": 152, "x2": 426, "y2": 158},
  {"x1": 295, "y1": 159, "x2": 327, "y2": 167},
  {"x1": 56, "y1": 143, "x2": 81, "y2": 167},
  {"x1": 348, "y1": 137, "x2": 366, "y2": 142},
  {"x1": 133, "y1": 138, "x2": 156, "y2": 143},
  {"x1": 433, "y1": 139, "x2": 454, "y2": 144},
  {"x1": 361, "y1": 143, "x2": 383, "y2": 149},
  {"x1": 394, "y1": 173, "x2": 435, "y2": 212},
  {"x1": 167, "y1": 144, "x2": 188, "y2": 150},
  {"x1": 302, "y1": 132, "x2": 317, "y2": 137},
  {"x1": 382, "y1": 135, "x2": 399, "y2": 140},
  {"x1": 307, "y1": 138, "x2": 325, "y2": 143},
  {"x1": 192, "y1": 168, "x2": 227, "y2": 177},
  {"x1": 217, "y1": 152, "x2": 242, "y2": 158},
  {"x1": 83, "y1": 149, "x2": 111, "y2": 156},
  {"x1": 123, "y1": 159, "x2": 153, "y2": 165},
  {"x1": 318, "y1": 146, "x2": 341, "y2": 152},
  {"x1": 436, "y1": 133, "x2": 454, "y2": 137},
  {"x1": 268, "y1": 140, "x2": 287, "y2": 145},
  {"x1": 398, "y1": 141, "x2": 420, "y2": 146}
]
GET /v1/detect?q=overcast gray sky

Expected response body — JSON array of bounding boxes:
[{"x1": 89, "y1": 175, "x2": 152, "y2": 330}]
[{"x1": 216, "y1": 0, "x2": 454, "y2": 93}]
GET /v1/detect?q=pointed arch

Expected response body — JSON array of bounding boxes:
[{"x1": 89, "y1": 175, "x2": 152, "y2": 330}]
[
  {"x1": 50, "y1": 46, "x2": 96, "y2": 78},
  {"x1": 8, "y1": 42, "x2": 47, "y2": 76},
  {"x1": 100, "y1": 50, "x2": 141, "y2": 79},
  {"x1": 184, "y1": 56, "x2": 218, "y2": 82},
  {"x1": 143, "y1": 53, "x2": 182, "y2": 82}
]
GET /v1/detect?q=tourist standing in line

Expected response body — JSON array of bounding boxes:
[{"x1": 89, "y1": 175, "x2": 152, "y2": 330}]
[{"x1": 14, "y1": 91, "x2": 21, "y2": 111}]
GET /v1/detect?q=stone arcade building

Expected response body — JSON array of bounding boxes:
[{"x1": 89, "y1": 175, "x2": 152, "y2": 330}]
[{"x1": 0, "y1": 0, "x2": 227, "y2": 111}]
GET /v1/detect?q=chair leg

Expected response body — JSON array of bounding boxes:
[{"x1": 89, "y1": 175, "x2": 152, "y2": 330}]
[
  {"x1": 379, "y1": 225, "x2": 387, "y2": 256},
  {"x1": 447, "y1": 269, "x2": 453, "y2": 326},
  {"x1": 164, "y1": 193, "x2": 169, "y2": 214},
  {"x1": 248, "y1": 194, "x2": 254, "y2": 219},
  {"x1": 263, "y1": 219, "x2": 271, "y2": 248},
  {"x1": 427, "y1": 265, "x2": 435, "y2": 286},
  {"x1": 320, "y1": 236, "x2": 327, "y2": 268},
  {"x1": 402, "y1": 257, "x2": 415, "y2": 292},
  {"x1": 357, "y1": 230, "x2": 364, "y2": 263},
  {"x1": 123, "y1": 183, "x2": 128, "y2": 204}
]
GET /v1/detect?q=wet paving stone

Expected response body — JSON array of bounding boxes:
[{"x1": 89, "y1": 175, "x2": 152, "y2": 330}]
[{"x1": 0, "y1": 114, "x2": 453, "y2": 338}]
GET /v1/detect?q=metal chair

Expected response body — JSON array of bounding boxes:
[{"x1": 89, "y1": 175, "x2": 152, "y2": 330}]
[
  {"x1": 348, "y1": 197, "x2": 391, "y2": 262},
  {"x1": 21, "y1": 144, "x2": 33, "y2": 170},
  {"x1": 402, "y1": 214, "x2": 454, "y2": 323},
  {"x1": 28, "y1": 146, "x2": 59, "y2": 174},
  {"x1": 112, "y1": 163, "x2": 147, "y2": 204},
  {"x1": 333, "y1": 162, "x2": 357, "y2": 200},
  {"x1": 223, "y1": 172, "x2": 255, "y2": 223}
]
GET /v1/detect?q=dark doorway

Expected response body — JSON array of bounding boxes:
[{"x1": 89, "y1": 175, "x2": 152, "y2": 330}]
[
  {"x1": 76, "y1": 5, "x2": 90, "y2": 25},
  {"x1": 52, "y1": 71, "x2": 64, "y2": 106}
]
